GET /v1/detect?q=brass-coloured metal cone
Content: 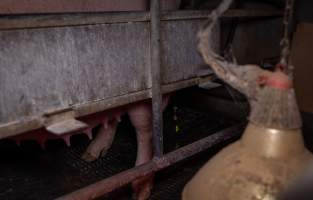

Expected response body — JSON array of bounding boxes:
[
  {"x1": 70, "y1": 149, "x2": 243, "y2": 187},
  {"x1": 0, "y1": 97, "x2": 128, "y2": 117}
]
[{"x1": 182, "y1": 123, "x2": 312, "y2": 200}]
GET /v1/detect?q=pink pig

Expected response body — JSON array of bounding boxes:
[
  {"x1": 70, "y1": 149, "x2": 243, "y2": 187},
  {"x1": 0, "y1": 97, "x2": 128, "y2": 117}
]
[
  {"x1": 11, "y1": 95, "x2": 170, "y2": 199},
  {"x1": 82, "y1": 95, "x2": 170, "y2": 200}
]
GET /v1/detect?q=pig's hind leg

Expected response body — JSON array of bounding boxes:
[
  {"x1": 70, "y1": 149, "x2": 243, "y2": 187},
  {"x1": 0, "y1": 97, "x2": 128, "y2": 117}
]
[{"x1": 128, "y1": 102, "x2": 154, "y2": 200}]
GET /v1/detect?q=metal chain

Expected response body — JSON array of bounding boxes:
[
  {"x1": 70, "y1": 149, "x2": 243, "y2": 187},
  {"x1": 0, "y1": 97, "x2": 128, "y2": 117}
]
[{"x1": 279, "y1": 0, "x2": 295, "y2": 76}]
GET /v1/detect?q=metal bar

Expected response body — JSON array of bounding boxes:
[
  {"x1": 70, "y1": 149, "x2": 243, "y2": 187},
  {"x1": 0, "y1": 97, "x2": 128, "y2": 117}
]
[
  {"x1": 150, "y1": 0, "x2": 163, "y2": 157},
  {"x1": 55, "y1": 123, "x2": 244, "y2": 200},
  {"x1": 0, "y1": 11, "x2": 149, "y2": 30},
  {"x1": 0, "y1": 75, "x2": 214, "y2": 140},
  {"x1": 0, "y1": 10, "x2": 283, "y2": 31},
  {"x1": 162, "y1": 9, "x2": 283, "y2": 20}
]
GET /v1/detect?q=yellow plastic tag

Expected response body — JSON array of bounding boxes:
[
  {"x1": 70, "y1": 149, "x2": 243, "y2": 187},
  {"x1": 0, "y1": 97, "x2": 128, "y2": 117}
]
[{"x1": 176, "y1": 125, "x2": 180, "y2": 133}]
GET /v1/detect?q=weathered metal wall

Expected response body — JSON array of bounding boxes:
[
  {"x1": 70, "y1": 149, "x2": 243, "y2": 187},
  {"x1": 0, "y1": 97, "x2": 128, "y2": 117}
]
[
  {"x1": 0, "y1": 10, "x2": 282, "y2": 138},
  {"x1": 0, "y1": 19, "x2": 206, "y2": 127},
  {"x1": 0, "y1": 23, "x2": 149, "y2": 124},
  {"x1": 161, "y1": 19, "x2": 205, "y2": 84}
]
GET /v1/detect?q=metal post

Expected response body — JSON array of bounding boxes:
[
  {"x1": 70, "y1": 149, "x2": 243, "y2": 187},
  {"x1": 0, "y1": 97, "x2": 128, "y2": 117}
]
[{"x1": 150, "y1": 0, "x2": 163, "y2": 157}]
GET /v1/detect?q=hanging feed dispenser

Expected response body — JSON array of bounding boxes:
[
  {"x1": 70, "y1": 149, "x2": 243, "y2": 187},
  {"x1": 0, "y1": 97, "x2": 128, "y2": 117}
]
[{"x1": 182, "y1": 0, "x2": 312, "y2": 199}]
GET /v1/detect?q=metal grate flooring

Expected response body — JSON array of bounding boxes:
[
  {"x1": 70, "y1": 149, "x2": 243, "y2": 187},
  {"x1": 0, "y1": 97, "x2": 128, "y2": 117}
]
[{"x1": 0, "y1": 106, "x2": 237, "y2": 200}]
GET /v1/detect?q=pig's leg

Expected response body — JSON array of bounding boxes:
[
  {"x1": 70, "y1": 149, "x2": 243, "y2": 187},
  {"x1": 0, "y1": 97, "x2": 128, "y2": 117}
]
[
  {"x1": 82, "y1": 118, "x2": 119, "y2": 162},
  {"x1": 129, "y1": 96, "x2": 170, "y2": 199},
  {"x1": 128, "y1": 102, "x2": 154, "y2": 200}
]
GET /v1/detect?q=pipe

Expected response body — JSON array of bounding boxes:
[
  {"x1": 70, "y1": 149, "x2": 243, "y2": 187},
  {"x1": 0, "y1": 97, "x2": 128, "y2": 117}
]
[
  {"x1": 55, "y1": 123, "x2": 244, "y2": 200},
  {"x1": 150, "y1": 0, "x2": 163, "y2": 157}
]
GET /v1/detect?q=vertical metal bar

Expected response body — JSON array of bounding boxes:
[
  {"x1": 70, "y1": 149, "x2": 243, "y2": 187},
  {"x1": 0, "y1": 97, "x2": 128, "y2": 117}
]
[{"x1": 150, "y1": 0, "x2": 163, "y2": 157}]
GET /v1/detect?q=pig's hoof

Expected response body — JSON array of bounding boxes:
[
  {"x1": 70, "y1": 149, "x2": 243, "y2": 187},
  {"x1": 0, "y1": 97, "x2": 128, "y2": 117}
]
[
  {"x1": 132, "y1": 175, "x2": 153, "y2": 200},
  {"x1": 81, "y1": 152, "x2": 97, "y2": 162}
]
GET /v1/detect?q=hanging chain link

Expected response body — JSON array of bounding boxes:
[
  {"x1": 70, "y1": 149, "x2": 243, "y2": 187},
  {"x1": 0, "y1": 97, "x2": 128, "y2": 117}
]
[{"x1": 279, "y1": 0, "x2": 295, "y2": 76}]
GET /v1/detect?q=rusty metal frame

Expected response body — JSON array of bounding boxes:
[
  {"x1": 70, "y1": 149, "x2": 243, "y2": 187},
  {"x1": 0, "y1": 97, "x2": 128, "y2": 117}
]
[
  {"x1": 0, "y1": 7, "x2": 283, "y2": 200},
  {"x1": 150, "y1": 0, "x2": 163, "y2": 157},
  {"x1": 0, "y1": 76, "x2": 214, "y2": 140},
  {"x1": 0, "y1": 10, "x2": 282, "y2": 31},
  {"x1": 0, "y1": 9, "x2": 282, "y2": 139},
  {"x1": 56, "y1": 123, "x2": 245, "y2": 200},
  {"x1": 54, "y1": 9, "x2": 281, "y2": 199}
]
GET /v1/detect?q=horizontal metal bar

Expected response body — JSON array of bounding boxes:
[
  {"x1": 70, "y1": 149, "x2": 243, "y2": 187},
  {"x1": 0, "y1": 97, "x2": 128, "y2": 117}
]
[
  {"x1": 0, "y1": 11, "x2": 150, "y2": 31},
  {"x1": 162, "y1": 9, "x2": 283, "y2": 20},
  {"x1": 0, "y1": 75, "x2": 213, "y2": 139},
  {"x1": 55, "y1": 123, "x2": 245, "y2": 200},
  {"x1": 0, "y1": 9, "x2": 283, "y2": 30}
]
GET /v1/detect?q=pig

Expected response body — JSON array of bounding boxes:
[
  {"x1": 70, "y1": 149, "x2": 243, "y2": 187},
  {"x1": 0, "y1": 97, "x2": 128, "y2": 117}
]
[
  {"x1": 82, "y1": 95, "x2": 170, "y2": 200},
  {"x1": 10, "y1": 95, "x2": 169, "y2": 200}
]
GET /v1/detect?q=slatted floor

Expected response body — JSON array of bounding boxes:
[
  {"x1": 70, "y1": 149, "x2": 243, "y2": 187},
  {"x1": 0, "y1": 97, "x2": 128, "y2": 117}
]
[{"x1": 0, "y1": 106, "x2": 237, "y2": 200}]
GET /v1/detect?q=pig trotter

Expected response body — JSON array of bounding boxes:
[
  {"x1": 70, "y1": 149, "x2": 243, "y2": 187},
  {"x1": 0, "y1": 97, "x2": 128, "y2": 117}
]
[
  {"x1": 132, "y1": 174, "x2": 154, "y2": 200},
  {"x1": 82, "y1": 119, "x2": 118, "y2": 162}
]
